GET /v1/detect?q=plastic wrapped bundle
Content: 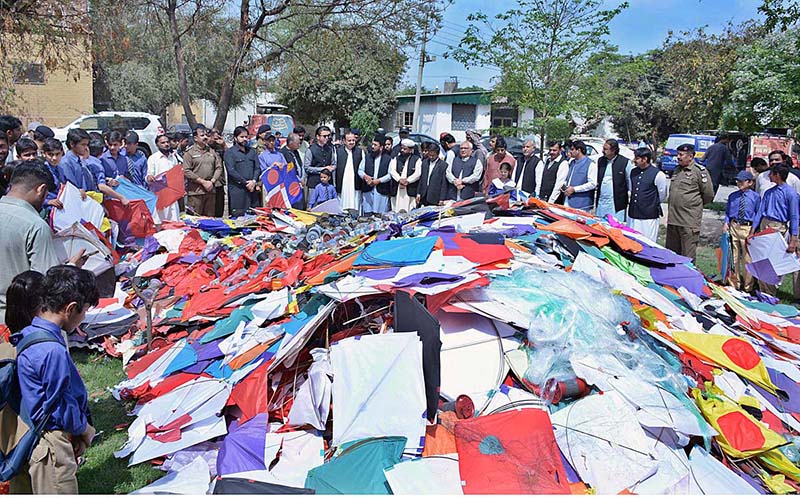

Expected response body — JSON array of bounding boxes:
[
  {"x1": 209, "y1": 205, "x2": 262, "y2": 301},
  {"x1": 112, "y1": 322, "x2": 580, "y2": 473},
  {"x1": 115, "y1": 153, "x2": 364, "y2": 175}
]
[{"x1": 485, "y1": 267, "x2": 689, "y2": 406}]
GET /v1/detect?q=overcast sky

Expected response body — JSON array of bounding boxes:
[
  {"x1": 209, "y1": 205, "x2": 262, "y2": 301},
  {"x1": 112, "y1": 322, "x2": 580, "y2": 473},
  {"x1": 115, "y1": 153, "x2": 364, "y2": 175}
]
[{"x1": 402, "y1": 0, "x2": 764, "y2": 91}]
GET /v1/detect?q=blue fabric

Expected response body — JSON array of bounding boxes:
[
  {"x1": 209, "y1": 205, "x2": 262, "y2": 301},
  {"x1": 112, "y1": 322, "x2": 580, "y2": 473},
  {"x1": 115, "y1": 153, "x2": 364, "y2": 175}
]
[
  {"x1": 200, "y1": 307, "x2": 254, "y2": 344},
  {"x1": 724, "y1": 188, "x2": 760, "y2": 224},
  {"x1": 309, "y1": 183, "x2": 337, "y2": 208},
  {"x1": 353, "y1": 237, "x2": 437, "y2": 267},
  {"x1": 162, "y1": 340, "x2": 198, "y2": 378},
  {"x1": 15, "y1": 317, "x2": 89, "y2": 435},
  {"x1": 305, "y1": 437, "x2": 406, "y2": 494},
  {"x1": 488, "y1": 180, "x2": 518, "y2": 200},
  {"x1": 217, "y1": 413, "x2": 269, "y2": 475},
  {"x1": 114, "y1": 177, "x2": 158, "y2": 213},
  {"x1": 257, "y1": 149, "x2": 287, "y2": 172},
  {"x1": 753, "y1": 183, "x2": 799, "y2": 236},
  {"x1": 650, "y1": 263, "x2": 707, "y2": 297},
  {"x1": 121, "y1": 148, "x2": 148, "y2": 187},
  {"x1": 566, "y1": 156, "x2": 593, "y2": 210},
  {"x1": 100, "y1": 151, "x2": 126, "y2": 178}
]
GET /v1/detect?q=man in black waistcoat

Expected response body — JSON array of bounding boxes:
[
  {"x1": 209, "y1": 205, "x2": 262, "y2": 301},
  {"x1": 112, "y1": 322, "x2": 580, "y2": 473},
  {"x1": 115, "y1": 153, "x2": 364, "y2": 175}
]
[
  {"x1": 360, "y1": 134, "x2": 392, "y2": 214},
  {"x1": 417, "y1": 142, "x2": 449, "y2": 206},
  {"x1": 303, "y1": 125, "x2": 336, "y2": 189},
  {"x1": 627, "y1": 147, "x2": 668, "y2": 242}
]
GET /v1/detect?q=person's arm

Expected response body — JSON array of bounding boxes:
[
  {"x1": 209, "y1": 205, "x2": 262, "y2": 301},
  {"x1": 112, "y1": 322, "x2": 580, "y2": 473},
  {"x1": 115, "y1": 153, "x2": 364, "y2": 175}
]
[
  {"x1": 548, "y1": 162, "x2": 570, "y2": 203},
  {"x1": 98, "y1": 183, "x2": 128, "y2": 203},
  {"x1": 223, "y1": 150, "x2": 248, "y2": 187},
  {"x1": 573, "y1": 160, "x2": 598, "y2": 192},
  {"x1": 723, "y1": 192, "x2": 733, "y2": 225},
  {"x1": 389, "y1": 158, "x2": 401, "y2": 181},
  {"x1": 751, "y1": 194, "x2": 765, "y2": 235},
  {"x1": 655, "y1": 171, "x2": 669, "y2": 203},
  {"x1": 446, "y1": 162, "x2": 456, "y2": 184},
  {"x1": 146, "y1": 155, "x2": 158, "y2": 178},
  {"x1": 789, "y1": 191, "x2": 799, "y2": 238},
  {"x1": 357, "y1": 155, "x2": 367, "y2": 180},
  {"x1": 308, "y1": 186, "x2": 319, "y2": 207},
  {"x1": 700, "y1": 170, "x2": 715, "y2": 204},
  {"x1": 24, "y1": 348, "x2": 88, "y2": 436},
  {"x1": 304, "y1": 149, "x2": 326, "y2": 176},
  {"x1": 407, "y1": 158, "x2": 422, "y2": 183},
  {"x1": 211, "y1": 152, "x2": 224, "y2": 184},
  {"x1": 28, "y1": 224, "x2": 61, "y2": 271},
  {"x1": 461, "y1": 159, "x2": 484, "y2": 184}
]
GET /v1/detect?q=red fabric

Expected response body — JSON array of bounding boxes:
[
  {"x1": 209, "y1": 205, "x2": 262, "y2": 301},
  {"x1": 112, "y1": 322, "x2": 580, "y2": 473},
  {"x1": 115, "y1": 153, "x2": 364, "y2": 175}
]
[
  {"x1": 124, "y1": 343, "x2": 172, "y2": 379},
  {"x1": 426, "y1": 275, "x2": 490, "y2": 313},
  {"x1": 679, "y1": 351, "x2": 715, "y2": 386},
  {"x1": 442, "y1": 234, "x2": 513, "y2": 266},
  {"x1": 154, "y1": 165, "x2": 186, "y2": 210},
  {"x1": 761, "y1": 410, "x2": 789, "y2": 434},
  {"x1": 145, "y1": 412, "x2": 193, "y2": 442},
  {"x1": 454, "y1": 408, "x2": 570, "y2": 494},
  {"x1": 721, "y1": 338, "x2": 761, "y2": 370},
  {"x1": 717, "y1": 411, "x2": 766, "y2": 452},
  {"x1": 104, "y1": 199, "x2": 156, "y2": 238},
  {"x1": 179, "y1": 230, "x2": 207, "y2": 254},
  {"x1": 229, "y1": 362, "x2": 270, "y2": 424}
]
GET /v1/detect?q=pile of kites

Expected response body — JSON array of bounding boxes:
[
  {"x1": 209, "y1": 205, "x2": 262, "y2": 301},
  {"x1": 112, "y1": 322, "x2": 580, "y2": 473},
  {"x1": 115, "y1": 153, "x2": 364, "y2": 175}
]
[{"x1": 83, "y1": 194, "x2": 800, "y2": 494}]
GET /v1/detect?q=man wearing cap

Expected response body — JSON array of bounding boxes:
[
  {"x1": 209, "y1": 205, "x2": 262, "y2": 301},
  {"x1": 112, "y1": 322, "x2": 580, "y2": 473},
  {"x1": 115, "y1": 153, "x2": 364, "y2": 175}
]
[
  {"x1": 666, "y1": 143, "x2": 715, "y2": 262},
  {"x1": 389, "y1": 138, "x2": 421, "y2": 212},
  {"x1": 391, "y1": 127, "x2": 419, "y2": 158},
  {"x1": 254, "y1": 124, "x2": 271, "y2": 156},
  {"x1": 703, "y1": 133, "x2": 734, "y2": 193},
  {"x1": 627, "y1": 148, "x2": 668, "y2": 243},
  {"x1": 32, "y1": 125, "x2": 54, "y2": 154},
  {"x1": 183, "y1": 126, "x2": 223, "y2": 216},
  {"x1": 723, "y1": 170, "x2": 759, "y2": 292},
  {"x1": 359, "y1": 134, "x2": 392, "y2": 214},
  {"x1": 446, "y1": 140, "x2": 484, "y2": 201},
  {"x1": 26, "y1": 121, "x2": 41, "y2": 139},
  {"x1": 335, "y1": 132, "x2": 363, "y2": 212},
  {"x1": 750, "y1": 164, "x2": 800, "y2": 298},
  {"x1": 304, "y1": 125, "x2": 336, "y2": 190}
]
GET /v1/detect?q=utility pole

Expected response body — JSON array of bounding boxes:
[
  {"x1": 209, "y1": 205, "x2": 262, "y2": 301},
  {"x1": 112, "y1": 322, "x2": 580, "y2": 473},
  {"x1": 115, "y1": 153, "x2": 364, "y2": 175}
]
[{"x1": 412, "y1": 14, "x2": 430, "y2": 134}]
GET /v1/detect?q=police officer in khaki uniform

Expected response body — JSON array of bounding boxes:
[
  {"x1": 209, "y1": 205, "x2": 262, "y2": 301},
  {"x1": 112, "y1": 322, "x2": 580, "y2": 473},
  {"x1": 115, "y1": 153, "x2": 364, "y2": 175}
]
[
  {"x1": 183, "y1": 126, "x2": 224, "y2": 216},
  {"x1": 666, "y1": 143, "x2": 715, "y2": 262}
]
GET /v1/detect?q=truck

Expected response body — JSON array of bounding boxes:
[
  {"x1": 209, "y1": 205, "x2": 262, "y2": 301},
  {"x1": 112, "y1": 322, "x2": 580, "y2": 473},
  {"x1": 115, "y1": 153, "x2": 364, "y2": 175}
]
[{"x1": 749, "y1": 134, "x2": 799, "y2": 167}]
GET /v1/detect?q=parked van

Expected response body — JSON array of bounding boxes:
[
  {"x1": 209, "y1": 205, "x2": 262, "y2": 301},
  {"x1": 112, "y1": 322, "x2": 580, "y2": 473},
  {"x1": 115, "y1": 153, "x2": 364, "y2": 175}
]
[{"x1": 659, "y1": 133, "x2": 715, "y2": 175}]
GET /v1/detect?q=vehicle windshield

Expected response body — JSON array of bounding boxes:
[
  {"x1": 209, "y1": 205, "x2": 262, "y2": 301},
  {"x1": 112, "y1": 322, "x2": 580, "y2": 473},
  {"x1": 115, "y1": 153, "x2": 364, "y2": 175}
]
[
  {"x1": 665, "y1": 136, "x2": 693, "y2": 150},
  {"x1": 267, "y1": 115, "x2": 294, "y2": 137}
]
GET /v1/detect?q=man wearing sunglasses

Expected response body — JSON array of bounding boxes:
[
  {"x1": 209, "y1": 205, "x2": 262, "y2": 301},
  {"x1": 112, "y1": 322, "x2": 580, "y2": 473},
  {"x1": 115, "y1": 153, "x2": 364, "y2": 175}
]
[{"x1": 304, "y1": 125, "x2": 337, "y2": 189}]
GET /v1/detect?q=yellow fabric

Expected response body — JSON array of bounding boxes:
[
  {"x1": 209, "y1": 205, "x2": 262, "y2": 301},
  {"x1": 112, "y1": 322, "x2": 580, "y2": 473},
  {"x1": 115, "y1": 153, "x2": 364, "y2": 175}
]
[
  {"x1": 692, "y1": 387, "x2": 785, "y2": 459},
  {"x1": 84, "y1": 191, "x2": 112, "y2": 232},
  {"x1": 674, "y1": 331, "x2": 778, "y2": 392},
  {"x1": 289, "y1": 209, "x2": 322, "y2": 226},
  {"x1": 760, "y1": 448, "x2": 800, "y2": 482},
  {"x1": 759, "y1": 471, "x2": 796, "y2": 495}
]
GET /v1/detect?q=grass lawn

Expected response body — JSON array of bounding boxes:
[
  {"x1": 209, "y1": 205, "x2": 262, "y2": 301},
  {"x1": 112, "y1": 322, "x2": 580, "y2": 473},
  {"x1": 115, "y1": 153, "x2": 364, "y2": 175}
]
[{"x1": 73, "y1": 350, "x2": 164, "y2": 494}]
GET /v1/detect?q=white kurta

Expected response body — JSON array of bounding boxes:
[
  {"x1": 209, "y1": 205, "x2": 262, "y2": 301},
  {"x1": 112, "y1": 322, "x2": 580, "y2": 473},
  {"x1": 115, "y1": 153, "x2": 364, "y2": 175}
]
[
  {"x1": 390, "y1": 155, "x2": 421, "y2": 212},
  {"x1": 339, "y1": 149, "x2": 360, "y2": 212},
  {"x1": 147, "y1": 151, "x2": 181, "y2": 225},
  {"x1": 628, "y1": 218, "x2": 660, "y2": 243}
]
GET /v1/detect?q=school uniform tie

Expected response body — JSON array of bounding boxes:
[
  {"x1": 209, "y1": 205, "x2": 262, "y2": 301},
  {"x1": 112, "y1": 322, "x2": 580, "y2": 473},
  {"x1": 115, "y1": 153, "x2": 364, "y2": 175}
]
[
  {"x1": 738, "y1": 194, "x2": 746, "y2": 224},
  {"x1": 127, "y1": 155, "x2": 135, "y2": 179}
]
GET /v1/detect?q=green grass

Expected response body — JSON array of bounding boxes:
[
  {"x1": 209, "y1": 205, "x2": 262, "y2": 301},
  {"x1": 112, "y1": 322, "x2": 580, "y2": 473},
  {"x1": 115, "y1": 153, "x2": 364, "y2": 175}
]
[
  {"x1": 73, "y1": 350, "x2": 164, "y2": 494},
  {"x1": 703, "y1": 201, "x2": 727, "y2": 212}
]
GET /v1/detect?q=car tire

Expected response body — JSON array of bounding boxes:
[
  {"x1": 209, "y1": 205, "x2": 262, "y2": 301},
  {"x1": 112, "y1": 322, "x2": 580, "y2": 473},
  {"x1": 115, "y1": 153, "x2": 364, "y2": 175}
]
[{"x1": 138, "y1": 144, "x2": 151, "y2": 157}]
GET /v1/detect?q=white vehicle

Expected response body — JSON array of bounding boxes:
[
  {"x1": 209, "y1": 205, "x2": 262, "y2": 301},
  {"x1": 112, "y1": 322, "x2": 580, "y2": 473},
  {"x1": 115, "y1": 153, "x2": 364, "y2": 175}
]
[
  {"x1": 53, "y1": 111, "x2": 165, "y2": 156},
  {"x1": 572, "y1": 136, "x2": 635, "y2": 161}
]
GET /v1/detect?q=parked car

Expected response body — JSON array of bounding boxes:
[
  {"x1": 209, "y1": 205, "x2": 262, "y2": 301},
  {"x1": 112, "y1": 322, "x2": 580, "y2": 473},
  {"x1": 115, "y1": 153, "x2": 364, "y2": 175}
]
[
  {"x1": 571, "y1": 136, "x2": 635, "y2": 161},
  {"x1": 388, "y1": 132, "x2": 439, "y2": 149},
  {"x1": 480, "y1": 135, "x2": 524, "y2": 157},
  {"x1": 658, "y1": 133, "x2": 716, "y2": 176},
  {"x1": 167, "y1": 123, "x2": 193, "y2": 135},
  {"x1": 52, "y1": 111, "x2": 164, "y2": 156}
]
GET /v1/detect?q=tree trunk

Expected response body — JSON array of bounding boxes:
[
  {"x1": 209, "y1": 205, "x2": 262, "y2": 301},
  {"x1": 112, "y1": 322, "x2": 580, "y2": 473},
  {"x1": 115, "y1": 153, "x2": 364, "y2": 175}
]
[
  {"x1": 213, "y1": 0, "x2": 251, "y2": 131},
  {"x1": 167, "y1": 0, "x2": 196, "y2": 128}
]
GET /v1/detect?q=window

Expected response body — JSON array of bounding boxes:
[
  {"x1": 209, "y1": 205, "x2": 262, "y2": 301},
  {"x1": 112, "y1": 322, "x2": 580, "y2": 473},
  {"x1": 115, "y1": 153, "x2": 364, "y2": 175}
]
[
  {"x1": 12, "y1": 63, "x2": 45, "y2": 84},
  {"x1": 451, "y1": 104, "x2": 476, "y2": 131},
  {"x1": 395, "y1": 111, "x2": 414, "y2": 127}
]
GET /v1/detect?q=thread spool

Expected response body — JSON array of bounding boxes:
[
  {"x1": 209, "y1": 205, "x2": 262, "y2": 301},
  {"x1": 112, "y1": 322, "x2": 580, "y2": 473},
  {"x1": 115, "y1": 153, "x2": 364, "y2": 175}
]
[
  {"x1": 441, "y1": 394, "x2": 475, "y2": 419},
  {"x1": 543, "y1": 377, "x2": 589, "y2": 404}
]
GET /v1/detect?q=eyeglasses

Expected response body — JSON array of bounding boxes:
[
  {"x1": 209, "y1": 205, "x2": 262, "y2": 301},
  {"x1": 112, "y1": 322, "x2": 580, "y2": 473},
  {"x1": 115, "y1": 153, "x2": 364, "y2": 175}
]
[{"x1": 320, "y1": 134, "x2": 331, "y2": 138}]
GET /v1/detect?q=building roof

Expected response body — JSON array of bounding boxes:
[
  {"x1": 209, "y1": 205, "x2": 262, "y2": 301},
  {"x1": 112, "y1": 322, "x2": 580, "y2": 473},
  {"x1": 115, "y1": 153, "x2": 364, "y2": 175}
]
[{"x1": 395, "y1": 91, "x2": 492, "y2": 106}]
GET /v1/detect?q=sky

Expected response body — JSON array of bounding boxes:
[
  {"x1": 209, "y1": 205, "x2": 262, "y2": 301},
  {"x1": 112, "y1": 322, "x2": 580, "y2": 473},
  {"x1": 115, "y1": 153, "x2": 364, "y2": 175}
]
[{"x1": 402, "y1": 0, "x2": 765, "y2": 91}]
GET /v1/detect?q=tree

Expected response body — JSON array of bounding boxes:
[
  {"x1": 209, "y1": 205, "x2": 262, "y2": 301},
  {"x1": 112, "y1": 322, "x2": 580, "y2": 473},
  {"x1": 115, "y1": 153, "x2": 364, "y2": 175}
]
[
  {"x1": 350, "y1": 108, "x2": 380, "y2": 141},
  {"x1": 448, "y1": 0, "x2": 627, "y2": 157},
  {"x1": 654, "y1": 24, "x2": 757, "y2": 133},
  {"x1": 722, "y1": 28, "x2": 800, "y2": 132},
  {"x1": 204, "y1": 0, "x2": 446, "y2": 131},
  {"x1": 0, "y1": 0, "x2": 91, "y2": 109},
  {"x1": 275, "y1": 26, "x2": 406, "y2": 126},
  {"x1": 759, "y1": 0, "x2": 800, "y2": 31}
]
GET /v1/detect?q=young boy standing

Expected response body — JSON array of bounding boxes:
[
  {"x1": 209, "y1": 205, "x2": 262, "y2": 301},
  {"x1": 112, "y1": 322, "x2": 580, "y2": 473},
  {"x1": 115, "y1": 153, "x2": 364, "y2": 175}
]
[
  {"x1": 751, "y1": 164, "x2": 800, "y2": 297},
  {"x1": 488, "y1": 162, "x2": 518, "y2": 201},
  {"x1": 309, "y1": 169, "x2": 337, "y2": 208},
  {"x1": 10, "y1": 265, "x2": 99, "y2": 494},
  {"x1": 723, "y1": 170, "x2": 760, "y2": 292}
]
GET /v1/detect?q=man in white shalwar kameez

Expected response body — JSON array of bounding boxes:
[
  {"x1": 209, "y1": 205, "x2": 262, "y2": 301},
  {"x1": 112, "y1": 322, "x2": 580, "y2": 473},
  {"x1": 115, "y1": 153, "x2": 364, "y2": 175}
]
[
  {"x1": 335, "y1": 132, "x2": 362, "y2": 212},
  {"x1": 389, "y1": 139, "x2": 421, "y2": 212},
  {"x1": 147, "y1": 134, "x2": 181, "y2": 227}
]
